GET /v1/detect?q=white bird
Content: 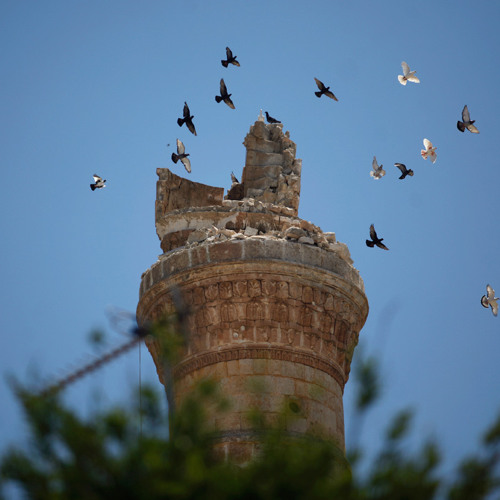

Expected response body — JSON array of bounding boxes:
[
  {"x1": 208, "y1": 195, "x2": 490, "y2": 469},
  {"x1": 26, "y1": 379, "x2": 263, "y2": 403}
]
[
  {"x1": 481, "y1": 284, "x2": 499, "y2": 316},
  {"x1": 171, "y1": 138, "x2": 191, "y2": 173},
  {"x1": 398, "y1": 61, "x2": 420, "y2": 85},
  {"x1": 370, "y1": 156, "x2": 386, "y2": 179},
  {"x1": 90, "y1": 174, "x2": 106, "y2": 191},
  {"x1": 420, "y1": 138, "x2": 437, "y2": 163}
]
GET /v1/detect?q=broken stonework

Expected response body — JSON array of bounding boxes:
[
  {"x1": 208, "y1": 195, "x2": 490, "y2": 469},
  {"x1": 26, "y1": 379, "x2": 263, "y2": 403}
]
[
  {"x1": 240, "y1": 119, "x2": 301, "y2": 214},
  {"x1": 285, "y1": 227, "x2": 307, "y2": 240}
]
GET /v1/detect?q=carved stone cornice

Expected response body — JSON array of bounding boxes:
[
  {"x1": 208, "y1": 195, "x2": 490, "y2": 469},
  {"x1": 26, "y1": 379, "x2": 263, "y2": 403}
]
[
  {"x1": 138, "y1": 255, "x2": 368, "y2": 388},
  {"x1": 171, "y1": 344, "x2": 345, "y2": 387}
]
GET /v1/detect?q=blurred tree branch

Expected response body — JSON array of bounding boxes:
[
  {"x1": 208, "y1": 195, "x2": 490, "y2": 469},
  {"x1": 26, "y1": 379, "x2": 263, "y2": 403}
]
[{"x1": 1, "y1": 322, "x2": 499, "y2": 499}]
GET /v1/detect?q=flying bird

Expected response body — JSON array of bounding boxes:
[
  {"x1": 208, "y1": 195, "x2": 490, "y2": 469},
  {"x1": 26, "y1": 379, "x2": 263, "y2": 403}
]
[
  {"x1": 314, "y1": 78, "x2": 338, "y2": 101},
  {"x1": 90, "y1": 174, "x2": 106, "y2": 191},
  {"x1": 366, "y1": 224, "x2": 389, "y2": 250},
  {"x1": 370, "y1": 156, "x2": 386, "y2": 179},
  {"x1": 231, "y1": 171, "x2": 239, "y2": 184},
  {"x1": 481, "y1": 284, "x2": 499, "y2": 316},
  {"x1": 398, "y1": 61, "x2": 420, "y2": 85},
  {"x1": 265, "y1": 111, "x2": 281, "y2": 124},
  {"x1": 171, "y1": 138, "x2": 191, "y2": 173},
  {"x1": 215, "y1": 79, "x2": 235, "y2": 109},
  {"x1": 394, "y1": 162, "x2": 414, "y2": 179},
  {"x1": 421, "y1": 138, "x2": 437, "y2": 163},
  {"x1": 457, "y1": 105, "x2": 479, "y2": 134},
  {"x1": 221, "y1": 46, "x2": 240, "y2": 68},
  {"x1": 177, "y1": 102, "x2": 197, "y2": 136}
]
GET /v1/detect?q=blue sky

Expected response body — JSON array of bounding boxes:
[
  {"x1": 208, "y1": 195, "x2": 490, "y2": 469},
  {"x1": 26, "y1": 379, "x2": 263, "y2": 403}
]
[{"x1": 1, "y1": 0, "x2": 500, "y2": 476}]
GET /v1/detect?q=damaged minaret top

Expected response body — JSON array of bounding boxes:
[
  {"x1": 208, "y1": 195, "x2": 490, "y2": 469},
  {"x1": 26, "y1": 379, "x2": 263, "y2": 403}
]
[
  {"x1": 153, "y1": 113, "x2": 357, "y2": 272},
  {"x1": 227, "y1": 110, "x2": 301, "y2": 213}
]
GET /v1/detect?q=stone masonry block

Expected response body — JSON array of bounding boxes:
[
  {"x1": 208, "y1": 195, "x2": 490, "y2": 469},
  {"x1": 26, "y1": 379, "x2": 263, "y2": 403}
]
[
  {"x1": 215, "y1": 413, "x2": 242, "y2": 432},
  {"x1": 280, "y1": 360, "x2": 305, "y2": 380},
  {"x1": 161, "y1": 250, "x2": 190, "y2": 279},
  {"x1": 226, "y1": 360, "x2": 240, "y2": 377},
  {"x1": 208, "y1": 240, "x2": 243, "y2": 263},
  {"x1": 274, "y1": 376, "x2": 295, "y2": 396}
]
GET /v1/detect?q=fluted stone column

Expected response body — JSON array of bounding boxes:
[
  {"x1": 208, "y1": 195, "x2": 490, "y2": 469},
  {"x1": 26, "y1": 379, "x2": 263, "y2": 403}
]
[{"x1": 137, "y1": 117, "x2": 368, "y2": 463}]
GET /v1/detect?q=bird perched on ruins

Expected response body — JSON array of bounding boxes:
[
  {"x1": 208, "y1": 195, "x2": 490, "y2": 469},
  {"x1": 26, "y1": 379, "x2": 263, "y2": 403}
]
[
  {"x1": 366, "y1": 224, "x2": 389, "y2": 250},
  {"x1": 215, "y1": 79, "x2": 235, "y2": 109},
  {"x1": 90, "y1": 174, "x2": 106, "y2": 191},
  {"x1": 481, "y1": 284, "x2": 499, "y2": 316},
  {"x1": 265, "y1": 111, "x2": 281, "y2": 124},
  {"x1": 394, "y1": 162, "x2": 414, "y2": 179},
  {"x1": 221, "y1": 46, "x2": 240, "y2": 68},
  {"x1": 398, "y1": 61, "x2": 420, "y2": 85},
  {"x1": 314, "y1": 78, "x2": 338, "y2": 101},
  {"x1": 370, "y1": 156, "x2": 386, "y2": 179},
  {"x1": 171, "y1": 139, "x2": 191, "y2": 173},
  {"x1": 421, "y1": 138, "x2": 437, "y2": 163},
  {"x1": 457, "y1": 105, "x2": 479, "y2": 134},
  {"x1": 177, "y1": 102, "x2": 197, "y2": 136},
  {"x1": 231, "y1": 171, "x2": 239, "y2": 184}
]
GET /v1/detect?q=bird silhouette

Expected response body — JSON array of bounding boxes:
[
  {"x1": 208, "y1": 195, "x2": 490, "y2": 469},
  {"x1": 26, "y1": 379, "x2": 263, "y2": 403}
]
[
  {"x1": 398, "y1": 61, "x2": 420, "y2": 85},
  {"x1": 421, "y1": 138, "x2": 437, "y2": 163},
  {"x1": 231, "y1": 171, "x2": 239, "y2": 184},
  {"x1": 171, "y1": 139, "x2": 191, "y2": 173},
  {"x1": 314, "y1": 78, "x2": 338, "y2": 101},
  {"x1": 394, "y1": 163, "x2": 414, "y2": 179},
  {"x1": 481, "y1": 284, "x2": 499, "y2": 316},
  {"x1": 90, "y1": 174, "x2": 106, "y2": 191},
  {"x1": 221, "y1": 46, "x2": 240, "y2": 68},
  {"x1": 265, "y1": 111, "x2": 281, "y2": 124},
  {"x1": 457, "y1": 105, "x2": 479, "y2": 134},
  {"x1": 370, "y1": 156, "x2": 386, "y2": 179},
  {"x1": 215, "y1": 79, "x2": 235, "y2": 109},
  {"x1": 366, "y1": 224, "x2": 389, "y2": 250},
  {"x1": 177, "y1": 102, "x2": 197, "y2": 136}
]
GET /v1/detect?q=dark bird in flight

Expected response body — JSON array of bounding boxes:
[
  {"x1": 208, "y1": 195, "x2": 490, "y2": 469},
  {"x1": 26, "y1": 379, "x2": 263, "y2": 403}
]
[
  {"x1": 481, "y1": 284, "x2": 499, "y2": 316},
  {"x1": 314, "y1": 78, "x2": 338, "y2": 101},
  {"x1": 265, "y1": 111, "x2": 281, "y2": 124},
  {"x1": 90, "y1": 174, "x2": 106, "y2": 191},
  {"x1": 394, "y1": 162, "x2": 414, "y2": 179},
  {"x1": 366, "y1": 224, "x2": 389, "y2": 250},
  {"x1": 177, "y1": 102, "x2": 197, "y2": 136},
  {"x1": 171, "y1": 138, "x2": 191, "y2": 173},
  {"x1": 221, "y1": 47, "x2": 240, "y2": 68},
  {"x1": 457, "y1": 105, "x2": 479, "y2": 134},
  {"x1": 231, "y1": 171, "x2": 239, "y2": 184},
  {"x1": 215, "y1": 79, "x2": 235, "y2": 109}
]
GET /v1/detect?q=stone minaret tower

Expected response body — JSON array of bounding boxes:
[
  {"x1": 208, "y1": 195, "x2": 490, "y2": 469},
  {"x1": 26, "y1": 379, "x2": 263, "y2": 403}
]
[{"x1": 137, "y1": 113, "x2": 368, "y2": 462}]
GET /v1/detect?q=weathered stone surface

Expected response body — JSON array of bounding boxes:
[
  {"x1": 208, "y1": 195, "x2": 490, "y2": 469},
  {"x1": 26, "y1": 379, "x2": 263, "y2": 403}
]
[
  {"x1": 187, "y1": 228, "x2": 210, "y2": 244},
  {"x1": 324, "y1": 232, "x2": 336, "y2": 243},
  {"x1": 155, "y1": 169, "x2": 224, "y2": 230},
  {"x1": 241, "y1": 118, "x2": 301, "y2": 215},
  {"x1": 285, "y1": 227, "x2": 306, "y2": 240},
  {"x1": 298, "y1": 236, "x2": 315, "y2": 245},
  {"x1": 243, "y1": 226, "x2": 258, "y2": 236}
]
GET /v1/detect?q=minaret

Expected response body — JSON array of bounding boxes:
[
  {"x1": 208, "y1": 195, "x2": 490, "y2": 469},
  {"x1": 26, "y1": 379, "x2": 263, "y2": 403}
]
[{"x1": 136, "y1": 117, "x2": 368, "y2": 463}]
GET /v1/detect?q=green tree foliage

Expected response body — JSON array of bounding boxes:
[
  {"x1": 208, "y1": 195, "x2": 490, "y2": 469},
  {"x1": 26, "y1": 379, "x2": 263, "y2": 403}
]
[{"x1": 1, "y1": 330, "x2": 500, "y2": 499}]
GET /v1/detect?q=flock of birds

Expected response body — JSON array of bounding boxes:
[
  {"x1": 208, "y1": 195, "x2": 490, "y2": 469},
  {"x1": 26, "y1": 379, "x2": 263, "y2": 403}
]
[
  {"x1": 363, "y1": 62, "x2": 494, "y2": 317},
  {"x1": 87, "y1": 54, "x2": 496, "y2": 318}
]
